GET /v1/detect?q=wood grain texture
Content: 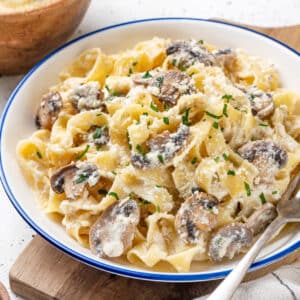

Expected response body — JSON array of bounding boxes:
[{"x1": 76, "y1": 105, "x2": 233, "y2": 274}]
[
  {"x1": 9, "y1": 23, "x2": 300, "y2": 300},
  {"x1": 9, "y1": 236, "x2": 300, "y2": 300}
]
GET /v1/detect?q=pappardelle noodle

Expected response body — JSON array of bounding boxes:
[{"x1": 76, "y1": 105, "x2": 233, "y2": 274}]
[{"x1": 17, "y1": 38, "x2": 300, "y2": 272}]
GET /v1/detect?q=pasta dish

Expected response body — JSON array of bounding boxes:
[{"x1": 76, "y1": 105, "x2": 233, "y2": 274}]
[{"x1": 17, "y1": 38, "x2": 300, "y2": 272}]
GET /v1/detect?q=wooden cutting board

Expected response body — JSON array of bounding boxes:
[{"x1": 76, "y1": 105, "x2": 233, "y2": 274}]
[{"x1": 9, "y1": 21, "x2": 300, "y2": 300}]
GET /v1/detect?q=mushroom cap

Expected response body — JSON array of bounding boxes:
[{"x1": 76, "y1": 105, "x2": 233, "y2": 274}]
[
  {"x1": 133, "y1": 70, "x2": 195, "y2": 107},
  {"x1": 50, "y1": 162, "x2": 100, "y2": 200},
  {"x1": 238, "y1": 140, "x2": 288, "y2": 171},
  {"x1": 248, "y1": 88, "x2": 274, "y2": 119},
  {"x1": 35, "y1": 91, "x2": 62, "y2": 130},
  {"x1": 166, "y1": 40, "x2": 216, "y2": 68},
  {"x1": 214, "y1": 48, "x2": 237, "y2": 71},
  {"x1": 131, "y1": 124, "x2": 189, "y2": 169},
  {"x1": 246, "y1": 203, "x2": 277, "y2": 235},
  {"x1": 208, "y1": 223, "x2": 253, "y2": 262},
  {"x1": 89, "y1": 198, "x2": 140, "y2": 258},
  {"x1": 175, "y1": 190, "x2": 219, "y2": 244}
]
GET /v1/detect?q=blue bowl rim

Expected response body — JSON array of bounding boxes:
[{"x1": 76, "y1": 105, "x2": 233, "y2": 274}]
[{"x1": 0, "y1": 17, "x2": 299, "y2": 282}]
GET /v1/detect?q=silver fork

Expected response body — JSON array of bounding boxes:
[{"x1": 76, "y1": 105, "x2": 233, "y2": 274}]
[{"x1": 197, "y1": 170, "x2": 300, "y2": 300}]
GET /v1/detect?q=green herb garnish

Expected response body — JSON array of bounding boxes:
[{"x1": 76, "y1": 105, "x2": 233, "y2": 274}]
[
  {"x1": 213, "y1": 121, "x2": 219, "y2": 129},
  {"x1": 223, "y1": 103, "x2": 228, "y2": 117},
  {"x1": 227, "y1": 170, "x2": 235, "y2": 176},
  {"x1": 198, "y1": 39, "x2": 204, "y2": 44},
  {"x1": 172, "y1": 58, "x2": 177, "y2": 66},
  {"x1": 163, "y1": 117, "x2": 169, "y2": 125},
  {"x1": 222, "y1": 94, "x2": 233, "y2": 101},
  {"x1": 36, "y1": 151, "x2": 42, "y2": 159},
  {"x1": 127, "y1": 131, "x2": 132, "y2": 150},
  {"x1": 244, "y1": 182, "x2": 251, "y2": 196},
  {"x1": 150, "y1": 101, "x2": 159, "y2": 112},
  {"x1": 77, "y1": 144, "x2": 90, "y2": 160},
  {"x1": 222, "y1": 153, "x2": 229, "y2": 161},
  {"x1": 128, "y1": 68, "x2": 133, "y2": 76},
  {"x1": 214, "y1": 156, "x2": 220, "y2": 163},
  {"x1": 142, "y1": 71, "x2": 152, "y2": 78},
  {"x1": 272, "y1": 191, "x2": 278, "y2": 195},
  {"x1": 136, "y1": 144, "x2": 144, "y2": 154},
  {"x1": 156, "y1": 76, "x2": 164, "y2": 88},
  {"x1": 191, "y1": 157, "x2": 197, "y2": 165},
  {"x1": 259, "y1": 123, "x2": 269, "y2": 127},
  {"x1": 108, "y1": 192, "x2": 119, "y2": 200},
  {"x1": 142, "y1": 112, "x2": 149, "y2": 116},
  {"x1": 182, "y1": 108, "x2": 191, "y2": 126},
  {"x1": 156, "y1": 205, "x2": 161, "y2": 212},
  {"x1": 74, "y1": 174, "x2": 88, "y2": 184},
  {"x1": 205, "y1": 111, "x2": 222, "y2": 119},
  {"x1": 157, "y1": 154, "x2": 164, "y2": 163},
  {"x1": 259, "y1": 192, "x2": 267, "y2": 204},
  {"x1": 132, "y1": 61, "x2": 138, "y2": 66}
]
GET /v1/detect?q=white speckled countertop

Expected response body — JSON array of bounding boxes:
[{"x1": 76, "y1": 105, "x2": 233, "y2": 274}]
[{"x1": 1, "y1": 0, "x2": 300, "y2": 299}]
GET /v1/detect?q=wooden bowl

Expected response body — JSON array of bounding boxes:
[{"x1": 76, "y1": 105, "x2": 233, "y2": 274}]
[{"x1": 0, "y1": 0, "x2": 91, "y2": 75}]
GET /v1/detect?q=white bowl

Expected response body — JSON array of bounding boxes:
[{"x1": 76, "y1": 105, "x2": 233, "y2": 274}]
[{"x1": 1, "y1": 18, "x2": 300, "y2": 282}]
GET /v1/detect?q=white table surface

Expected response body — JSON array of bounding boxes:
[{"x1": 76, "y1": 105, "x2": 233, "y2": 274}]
[{"x1": 1, "y1": 0, "x2": 300, "y2": 299}]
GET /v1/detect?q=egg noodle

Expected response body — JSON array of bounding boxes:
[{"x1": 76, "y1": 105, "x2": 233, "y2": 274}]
[{"x1": 17, "y1": 38, "x2": 300, "y2": 272}]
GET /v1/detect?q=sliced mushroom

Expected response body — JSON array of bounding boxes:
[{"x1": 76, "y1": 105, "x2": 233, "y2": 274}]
[
  {"x1": 247, "y1": 87, "x2": 274, "y2": 119},
  {"x1": 166, "y1": 40, "x2": 216, "y2": 69},
  {"x1": 208, "y1": 223, "x2": 253, "y2": 262},
  {"x1": 70, "y1": 81, "x2": 105, "y2": 112},
  {"x1": 89, "y1": 198, "x2": 140, "y2": 258},
  {"x1": 35, "y1": 91, "x2": 62, "y2": 130},
  {"x1": 131, "y1": 124, "x2": 189, "y2": 169},
  {"x1": 214, "y1": 48, "x2": 237, "y2": 71},
  {"x1": 50, "y1": 162, "x2": 100, "y2": 200},
  {"x1": 133, "y1": 70, "x2": 195, "y2": 107},
  {"x1": 175, "y1": 190, "x2": 219, "y2": 243},
  {"x1": 238, "y1": 140, "x2": 287, "y2": 184},
  {"x1": 246, "y1": 203, "x2": 277, "y2": 235}
]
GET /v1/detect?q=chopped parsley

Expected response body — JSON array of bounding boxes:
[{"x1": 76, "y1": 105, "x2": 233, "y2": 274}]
[
  {"x1": 96, "y1": 145, "x2": 102, "y2": 151},
  {"x1": 128, "y1": 67, "x2": 133, "y2": 76},
  {"x1": 181, "y1": 66, "x2": 187, "y2": 72},
  {"x1": 111, "y1": 171, "x2": 117, "y2": 175},
  {"x1": 222, "y1": 153, "x2": 229, "y2": 161},
  {"x1": 259, "y1": 192, "x2": 267, "y2": 204},
  {"x1": 74, "y1": 174, "x2": 88, "y2": 184},
  {"x1": 163, "y1": 103, "x2": 170, "y2": 111},
  {"x1": 259, "y1": 123, "x2": 269, "y2": 127},
  {"x1": 191, "y1": 157, "x2": 197, "y2": 165},
  {"x1": 142, "y1": 71, "x2": 152, "y2": 78},
  {"x1": 172, "y1": 58, "x2": 177, "y2": 66},
  {"x1": 223, "y1": 103, "x2": 228, "y2": 117},
  {"x1": 127, "y1": 131, "x2": 132, "y2": 150},
  {"x1": 105, "y1": 85, "x2": 111, "y2": 93},
  {"x1": 150, "y1": 101, "x2": 159, "y2": 112},
  {"x1": 198, "y1": 39, "x2": 204, "y2": 44},
  {"x1": 227, "y1": 170, "x2": 235, "y2": 176},
  {"x1": 77, "y1": 144, "x2": 90, "y2": 160},
  {"x1": 157, "y1": 154, "x2": 164, "y2": 163},
  {"x1": 96, "y1": 113, "x2": 102, "y2": 116},
  {"x1": 182, "y1": 108, "x2": 191, "y2": 126},
  {"x1": 272, "y1": 191, "x2": 278, "y2": 195},
  {"x1": 98, "y1": 189, "x2": 108, "y2": 195},
  {"x1": 156, "y1": 76, "x2": 164, "y2": 88},
  {"x1": 36, "y1": 151, "x2": 42, "y2": 159},
  {"x1": 156, "y1": 205, "x2": 161, "y2": 212},
  {"x1": 214, "y1": 156, "x2": 220, "y2": 163},
  {"x1": 132, "y1": 61, "x2": 138, "y2": 66},
  {"x1": 92, "y1": 126, "x2": 105, "y2": 139},
  {"x1": 163, "y1": 117, "x2": 169, "y2": 125},
  {"x1": 108, "y1": 192, "x2": 119, "y2": 200},
  {"x1": 142, "y1": 112, "x2": 149, "y2": 116},
  {"x1": 222, "y1": 94, "x2": 233, "y2": 101},
  {"x1": 190, "y1": 72, "x2": 195, "y2": 76},
  {"x1": 244, "y1": 182, "x2": 251, "y2": 196},
  {"x1": 213, "y1": 121, "x2": 219, "y2": 129},
  {"x1": 138, "y1": 199, "x2": 151, "y2": 206},
  {"x1": 205, "y1": 111, "x2": 222, "y2": 119},
  {"x1": 155, "y1": 185, "x2": 163, "y2": 188},
  {"x1": 136, "y1": 144, "x2": 144, "y2": 154}
]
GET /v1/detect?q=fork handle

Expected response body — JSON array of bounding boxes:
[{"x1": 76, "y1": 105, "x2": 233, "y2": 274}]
[{"x1": 200, "y1": 217, "x2": 286, "y2": 300}]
